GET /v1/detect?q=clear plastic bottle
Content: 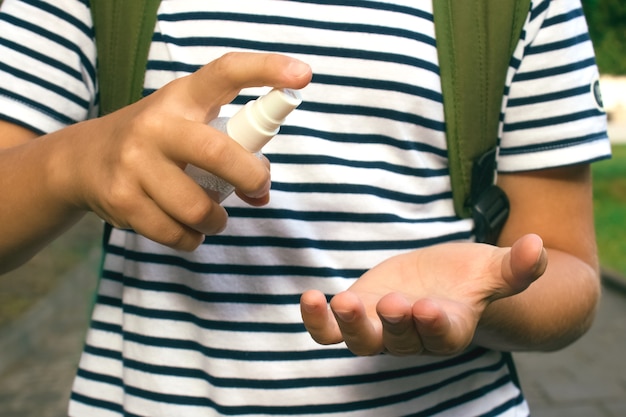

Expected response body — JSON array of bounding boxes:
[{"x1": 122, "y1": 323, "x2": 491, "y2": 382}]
[{"x1": 185, "y1": 88, "x2": 302, "y2": 202}]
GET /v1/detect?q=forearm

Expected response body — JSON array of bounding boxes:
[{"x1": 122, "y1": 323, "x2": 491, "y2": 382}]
[
  {"x1": 0, "y1": 132, "x2": 86, "y2": 273},
  {"x1": 474, "y1": 247, "x2": 600, "y2": 352}
]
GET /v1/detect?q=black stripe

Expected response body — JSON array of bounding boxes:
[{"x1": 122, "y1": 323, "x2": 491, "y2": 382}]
[
  {"x1": 513, "y1": 57, "x2": 596, "y2": 82},
  {"x1": 97, "y1": 299, "x2": 307, "y2": 333},
  {"x1": 500, "y1": 131, "x2": 607, "y2": 155},
  {"x1": 158, "y1": 11, "x2": 435, "y2": 47},
  {"x1": 270, "y1": 181, "x2": 451, "y2": 204},
  {"x1": 99, "y1": 273, "x2": 311, "y2": 303},
  {"x1": 503, "y1": 109, "x2": 604, "y2": 132},
  {"x1": 284, "y1": 0, "x2": 432, "y2": 21},
  {"x1": 541, "y1": 6, "x2": 584, "y2": 28},
  {"x1": 226, "y1": 206, "x2": 457, "y2": 223},
  {"x1": 507, "y1": 85, "x2": 590, "y2": 107},
  {"x1": 277, "y1": 126, "x2": 448, "y2": 156},
  {"x1": 102, "y1": 250, "x2": 366, "y2": 278},
  {"x1": 525, "y1": 33, "x2": 591, "y2": 55},
  {"x1": 310, "y1": 73, "x2": 442, "y2": 102},
  {"x1": 267, "y1": 153, "x2": 447, "y2": 177},
  {"x1": 203, "y1": 231, "x2": 467, "y2": 250},
  {"x1": 70, "y1": 392, "x2": 124, "y2": 415}
]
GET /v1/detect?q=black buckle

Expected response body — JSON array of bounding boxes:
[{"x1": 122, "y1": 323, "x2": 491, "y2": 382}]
[
  {"x1": 470, "y1": 147, "x2": 510, "y2": 244},
  {"x1": 472, "y1": 185, "x2": 509, "y2": 244}
]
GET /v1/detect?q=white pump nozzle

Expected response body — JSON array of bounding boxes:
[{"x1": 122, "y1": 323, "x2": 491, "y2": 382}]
[{"x1": 226, "y1": 88, "x2": 302, "y2": 152}]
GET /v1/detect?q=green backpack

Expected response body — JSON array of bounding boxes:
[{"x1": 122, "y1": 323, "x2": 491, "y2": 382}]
[{"x1": 89, "y1": 0, "x2": 530, "y2": 244}]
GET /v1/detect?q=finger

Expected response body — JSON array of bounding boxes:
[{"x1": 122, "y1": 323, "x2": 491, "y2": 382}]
[
  {"x1": 377, "y1": 293, "x2": 424, "y2": 356},
  {"x1": 235, "y1": 154, "x2": 271, "y2": 205},
  {"x1": 499, "y1": 234, "x2": 547, "y2": 296},
  {"x1": 159, "y1": 118, "x2": 272, "y2": 201},
  {"x1": 411, "y1": 298, "x2": 467, "y2": 356},
  {"x1": 103, "y1": 192, "x2": 206, "y2": 251},
  {"x1": 141, "y1": 159, "x2": 229, "y2": 236},
  {"x1": 235, "y1": 189, "x2": 271, "y2": 206},
  {"x1": 330, "y1": 291, "x2": 383, "y2": 356},
  {"x1": 189, "y1": 53, "x2": 312, "y2": 113},
  {"x1": 300, "y1": 290, "x2": 343, "y2": 345}
]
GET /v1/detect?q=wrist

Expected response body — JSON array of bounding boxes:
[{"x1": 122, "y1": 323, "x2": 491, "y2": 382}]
[
  {"x1": 44, "y1": 122, "x2": 92, "y2": 214},
  {"x1": 474, "y1": 249, "x2": 600, "y2": 352}
]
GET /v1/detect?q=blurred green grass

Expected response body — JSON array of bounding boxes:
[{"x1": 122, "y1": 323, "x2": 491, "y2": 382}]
[{"x1": 593, "y1": 143, "x2": 626, "y2": 278}]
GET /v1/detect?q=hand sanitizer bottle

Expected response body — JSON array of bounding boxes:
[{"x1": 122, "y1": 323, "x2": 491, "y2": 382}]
[{"x1": 185, "y1": 88, "x2": 302, "y2": 202}]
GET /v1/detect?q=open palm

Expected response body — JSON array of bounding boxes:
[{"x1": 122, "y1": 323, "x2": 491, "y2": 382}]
[{"x1": 301, "y1": 234, "x2": 547, "y2": 356}]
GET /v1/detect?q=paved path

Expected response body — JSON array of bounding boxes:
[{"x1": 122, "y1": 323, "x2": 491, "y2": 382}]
[
  {"x1": 515, "y1": 283, "x2": 626, "y2": 417},
  {"x1": 0, "y1": 248, "x2": 99, "y2": 417}
]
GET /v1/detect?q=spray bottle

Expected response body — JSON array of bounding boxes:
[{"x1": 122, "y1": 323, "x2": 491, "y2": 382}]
[{"x1": 185, "y1": 88, "x2": 302, "y2": 202}]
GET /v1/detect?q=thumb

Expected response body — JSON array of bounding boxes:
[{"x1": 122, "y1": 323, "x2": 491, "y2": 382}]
[
  {"x1": 186, "y1": 52, "x2": 312, "y2": 120},
  {"x1": 498, "y1": 234, "x2": 547, "y2": 297}
]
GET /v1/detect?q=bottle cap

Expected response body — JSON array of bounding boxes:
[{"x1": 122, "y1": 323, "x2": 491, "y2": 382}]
[{"x1": 226, "y1": 88, "x2": 302, "y2": 152}]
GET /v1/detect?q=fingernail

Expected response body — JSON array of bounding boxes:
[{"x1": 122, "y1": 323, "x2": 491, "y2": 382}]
[
  {"x1": 334, "y1": 310, "x2": 355, "y2": 323},
  {"x1": 245, "y1": 179, "x2": 271, "y2": 199},
  {"x1": 381, "y1": 315, "x2": 404, "y2": 324},
  {"x1": 416, "y1": 314, "x2": 437, "y2": 327},
  {"x1": 286, "y1": 60, "x2": 311, "y2": 78},
  {"x1": 301, "y1": 302, "x2": 316, "y2": 314}
]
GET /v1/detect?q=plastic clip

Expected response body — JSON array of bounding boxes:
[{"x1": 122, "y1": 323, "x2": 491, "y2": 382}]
[
  {"x1": 470, "y1": 147, "x2": 510, "y2": 244},
  {"x1": 473, "y1": 185, "x2": 509, "y2": 244}
]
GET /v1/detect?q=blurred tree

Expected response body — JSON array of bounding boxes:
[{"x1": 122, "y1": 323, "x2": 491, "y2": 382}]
[{"x1": 581, "y1": 0, "x2": 626, "y2": 74}]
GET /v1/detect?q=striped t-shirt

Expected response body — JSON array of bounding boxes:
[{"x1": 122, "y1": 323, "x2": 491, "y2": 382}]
[{"x1": 0, "y1": 0, "x2": 610, "y2": 416}]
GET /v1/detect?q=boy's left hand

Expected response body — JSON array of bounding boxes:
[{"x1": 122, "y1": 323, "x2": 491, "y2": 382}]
[{"x1": 300, "y1": 233, "x2": 547, "y2": 356}]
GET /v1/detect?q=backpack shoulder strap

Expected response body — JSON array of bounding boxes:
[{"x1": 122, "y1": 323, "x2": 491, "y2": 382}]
[
  {"x1": 90, "y1": 0, "x2": 529, "y2": 240},
  {"x1": 90, "y1": 0, "x2": 161, "y2": 116},
  {"x1": 433, "y1": 0, "x2": 530, "y2": 241}
]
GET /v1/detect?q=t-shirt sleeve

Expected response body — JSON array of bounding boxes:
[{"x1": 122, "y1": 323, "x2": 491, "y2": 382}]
[
  {"x1": 498, "y1": 0, "x2": 611, "y2": 172},
  {"x1": 0, "y1": 0, "x2": 97, "y2": 134}
]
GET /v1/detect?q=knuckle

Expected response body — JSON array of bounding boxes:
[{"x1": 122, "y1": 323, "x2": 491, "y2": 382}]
[
  {"x1": 200, "y1": 133, "x2": 232, "y2": 164},
  {"x1": 211, "y1": 52, "x2": 240, "y2": 85},
  {"x1": 125, "y1": 108, "x2": 164, "y2": 139},
  {"x1": 218, "y1": 51, "x2": 238, "y2": 66},
  {"x1": 183, "y1": 197, "x2": 215, "y2": 226},
  {"x1": 242, "y1": 165, "x2": 271, "y2": 195},
  {"x1": 253, "y1": 165, "x2": 271, "y2": 186},
  {"x1": 115, "y1": 113, "x2": 162, "y2": 168},
  {"x1": 103, "y1": 178, "x2": 136, "y2": 216},
  {"x1": 158, "y1": 224, "x2": 189, "y2": 249}
]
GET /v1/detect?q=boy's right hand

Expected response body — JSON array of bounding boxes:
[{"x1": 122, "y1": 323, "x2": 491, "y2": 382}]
[{"x1": 52, "y1": 52, "x2": 312, "y2": 250}]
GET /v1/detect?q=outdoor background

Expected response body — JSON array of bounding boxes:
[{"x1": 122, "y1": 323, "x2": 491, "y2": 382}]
[{"x1": 0, "y1": 2, "x2": 624, "y2": 416}]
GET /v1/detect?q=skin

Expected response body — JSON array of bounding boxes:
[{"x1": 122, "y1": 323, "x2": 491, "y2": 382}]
[
  {"x1": 301, "y1": 165, "x2": 601, "y2": 354},
  {"x1": 0, "y1": 52, "x2": 313, "y2": 273}
]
